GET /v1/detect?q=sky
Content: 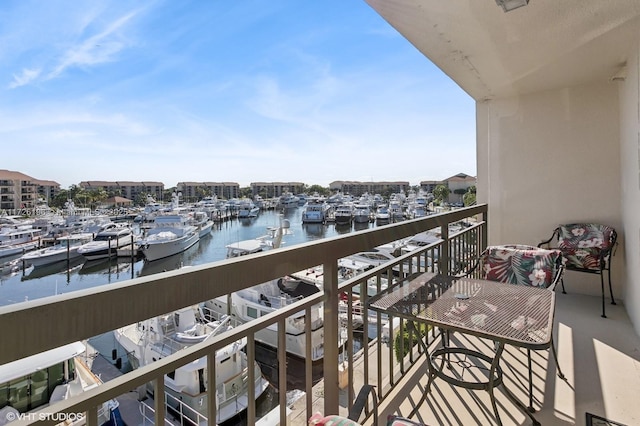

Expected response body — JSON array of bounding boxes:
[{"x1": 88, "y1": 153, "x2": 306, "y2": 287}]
[{"x1": 1, "y1": 0, "x2": 476, "y2": 190}]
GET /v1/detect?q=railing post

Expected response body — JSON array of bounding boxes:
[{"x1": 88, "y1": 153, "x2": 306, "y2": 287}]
[
  {"x1": 482, "y1": 207, "x2": 488, "y2": 250},
  {"x1": 154, "y1": 376, "x2": 165, "y2": 425},
  {"x1": 247, "y1": 335, "x2": 257, "y2": 424},
  {"x1": 441, "y1": 223, "x2": 450, "y2": 276},
  {"x1": 207, "y1": 348, "x2": 217, "y2": 424},
  {"x1": 85, "y1": 406, "x2": 98, "y2": 426},
  {"x1": 323, "y1": 260, "x2": 340, "y2": 414}
]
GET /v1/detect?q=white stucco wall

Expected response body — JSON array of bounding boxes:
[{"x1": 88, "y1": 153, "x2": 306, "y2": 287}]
[
  {"x1": 619, "y1": 43, "x2": 640, "y2": 333},
  {"x1": 476, "y1": 83, "x2": 626, "y2": 304}
]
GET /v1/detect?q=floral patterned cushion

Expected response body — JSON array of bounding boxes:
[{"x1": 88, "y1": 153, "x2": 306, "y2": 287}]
[
  {"x1": 386, "y1": 415, "x2": 429, "y2": 425},
  {"x1": 481, "y1": 244, "x2": 562, "y2": 288},
  {"x1": 557, "y1": 223, "x2": 616, "y2": 271},
  {"x1": 308, "y1": 413, "x2": 362, "y2": 426}
]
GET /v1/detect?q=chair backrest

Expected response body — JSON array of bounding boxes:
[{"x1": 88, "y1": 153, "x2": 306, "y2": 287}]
[
  {"x1": 558, "y1": 223, "x2": 616, "y2": 251},
  {"x1": 480, "y1": 244, "x2": 564, "y2": 288}
]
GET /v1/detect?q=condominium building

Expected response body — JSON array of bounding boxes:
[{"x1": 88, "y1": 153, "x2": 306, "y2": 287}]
[
  {"x1": 250, "y1": 182, "x2": 304, "y2": 198},
  {"x1": 79, "y1": 181, "x2": 164, "y2": 203},
  {"x1": 177, "y1": 181, "x2": 240, "y2": 202},
  {"x1": 0, "y1": 169, "x2": 60, "y2": 211},
  {"x1": 328, "y1": 180, "x2": 410, "y2": 197}
]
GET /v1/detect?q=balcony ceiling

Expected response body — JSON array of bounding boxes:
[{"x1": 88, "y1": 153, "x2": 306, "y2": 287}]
[{"x1": 365, "y1": 0, "x2": 640, "y2": 100}]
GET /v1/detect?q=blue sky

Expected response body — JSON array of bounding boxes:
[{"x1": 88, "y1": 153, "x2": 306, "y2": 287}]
[{"x1": 1, "y1": 0, "x2": 476, "y2": 189}]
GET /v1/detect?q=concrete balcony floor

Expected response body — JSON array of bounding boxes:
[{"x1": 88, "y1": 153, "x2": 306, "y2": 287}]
[{"x1": 376, "y1": 292, "x2": 640, "y2": 426}]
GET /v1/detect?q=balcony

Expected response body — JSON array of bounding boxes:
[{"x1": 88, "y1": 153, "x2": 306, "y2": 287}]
[{"x1": 1, "y1": 204, "x2": 638, "y2": 426}]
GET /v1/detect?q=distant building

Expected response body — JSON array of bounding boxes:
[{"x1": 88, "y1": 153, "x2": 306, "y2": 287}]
[
  {"x1": 79, "y1": 181, "x2": 164, "y2": 204},
  {"x1": 250, "y1": 182, "x2": 304, "y2": 198},
  {"x1": 419, "y1": 180, "x2": 440, "y2": 194},
  {"x1": 177, "y1": 182, "x2": 240, "y2": 202},
  {"x1": 328, "y1": 181, "x2": 410, "y2": 197},
  {"x1": 32, "y1": 178, "x2": 61, "y2": 205},
  {"x1": 0, "y1": 169, "x2": 60, "y2": 211},
  {"x1": 444, "y1": 173, "x2": 476, "y2": 204}
]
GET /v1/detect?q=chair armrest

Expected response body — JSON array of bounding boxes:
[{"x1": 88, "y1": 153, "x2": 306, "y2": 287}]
[
  {"x1": 547, "y1": 263, "x2": 564, "y2": 292},
  {"x1": 348, "y1": 384, "x2": 378, "y2": 425},
  {"x1": 453, "y1": 250, "x2": 486, "y2": 278},
  {"x1": 538, "y1": 228, "x2": 560, "y2": 249}
]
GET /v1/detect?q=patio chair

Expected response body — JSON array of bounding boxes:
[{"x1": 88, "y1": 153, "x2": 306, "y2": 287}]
[
  {"x1": 459, "y1": 243, "x2": 566, "y2": 411},
  {"x1": 539, "y1": 223, "x2": 617, "y2": 318}
]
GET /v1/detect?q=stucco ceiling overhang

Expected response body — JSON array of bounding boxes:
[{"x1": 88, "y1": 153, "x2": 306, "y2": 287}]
[{"x1": 365, "y1": 0, "x2": 640, "y2": 101}]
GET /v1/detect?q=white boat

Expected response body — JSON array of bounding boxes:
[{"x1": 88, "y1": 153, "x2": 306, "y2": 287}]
[
  {"x1": 189, "y1": 211, "x2": 213, "y2": 238},
  {"x1": 205, "y1": 222, "x2": 326, "y2": 361},
  {"x1": 114, "y1": 306, "x2": 269, "y2": 425},
  {"x1": 353, "y1": 204, "x2": 372, "y2": 223},
  {"x1": 334, "y1": 204, "x2": 354, "y2": 225},
  {"x1": 301, "y1": 198, "x2": 329, "y2": 224},
  {"x1": 277, "y1": 192, "x2": 299, "y2": 209},
  {"x1": 205, "y1": 276, "x2": 326, "y2": 362},
  {"x1": 77, "y1": 225, "x2": 136, "y2": 260},
  {"x1": 237, "y1": 198, "x2": 260, "y2": 218},
  {"x1": 389, "y1": 200, "x2": 404, "y2": 221},
  {"x1": 375, "y1": 205, "x2": 390, "y2": 223},
  {"x1": 0, "y1": 341, "x2": 122, "y2": 426},
  {"x1": 20, "y1": 233, "x2": 94, "y2": 268},
  {"x1": 138, "y1": 214, "x2": 199, "y2": 262},
  {"x1": 0, "y1": 225, "x2": 43, "y2": 258}
]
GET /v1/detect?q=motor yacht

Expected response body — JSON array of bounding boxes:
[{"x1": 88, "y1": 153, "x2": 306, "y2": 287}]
[
  {"x1": 0, "y1": 341, "x2": 122, "y2": 426},
  {"x1": 77, "y1": 224, "x2": 135, "y2": 260},
  {"x1": 138, "y1": 214, "x2": 199, "y2": 262},
  {"x1": 114, "y1": 306, "x2": 268, "y2": 425},
  {"x1": 0, "y1": 224, "x2": 44, "y2": 259},
  {"x1": 20, "y1": 233, "x2": 94, "y2": 268}
]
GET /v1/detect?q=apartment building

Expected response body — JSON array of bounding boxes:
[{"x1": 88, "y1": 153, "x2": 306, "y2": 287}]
[
  {"x1": 328, "y1": 180, "x2": 410, "y2": 197},
  {"x1": 250, "y1": 182, "x2": 304, "y2": 198},
  {"x1": 79, "y1": 181, "x2": 164, "y2": 203},
  {"x1": 0, "y1": 169, "x2": 59, "y2": 210},
  {"x1": 176, "y1": 181, "x2": 240, "y2": 202}
]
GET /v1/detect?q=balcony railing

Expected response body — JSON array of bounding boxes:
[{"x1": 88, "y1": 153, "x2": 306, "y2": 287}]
[{"x1": 0, "y1": 204, "x2": 487, "y2": 425}]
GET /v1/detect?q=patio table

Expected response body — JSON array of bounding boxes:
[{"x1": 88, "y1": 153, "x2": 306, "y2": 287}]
[{"x1": 368, "y1": 272, "x2": 556, "y2": 426}]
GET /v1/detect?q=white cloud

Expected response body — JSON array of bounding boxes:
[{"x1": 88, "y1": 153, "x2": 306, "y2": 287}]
[
  {"x1": 48, "y1": 11, "x2": 138, "y2": 80},
  {"x1": 8, "y1": 68, "x2": 41, "y2": 89}
]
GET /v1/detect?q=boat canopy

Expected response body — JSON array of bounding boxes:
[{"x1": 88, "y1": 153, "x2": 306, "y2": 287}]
[{"x1": 0, "y1": 342, "x2": 85, "y2": 384}]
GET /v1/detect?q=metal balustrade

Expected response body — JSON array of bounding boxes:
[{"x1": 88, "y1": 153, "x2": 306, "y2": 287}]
[{"x1": 0, "y1": 205, "x2": 487, "y2": 425}]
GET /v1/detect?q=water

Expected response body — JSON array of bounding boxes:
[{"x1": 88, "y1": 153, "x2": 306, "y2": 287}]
[
  {"x1": 0, "y1": 208, "x2": 379, "y2": 306},
  {"x1": 0, "y1": 208, "x2": 381, "y2": 425}
]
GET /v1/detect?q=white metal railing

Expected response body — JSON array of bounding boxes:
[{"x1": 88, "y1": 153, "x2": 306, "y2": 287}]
[{"x1": 0, "y1": 205, "x2": 487, "y2": 425}]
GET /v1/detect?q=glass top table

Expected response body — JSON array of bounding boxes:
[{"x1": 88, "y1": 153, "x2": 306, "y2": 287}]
[{"x1": 368, "y1": 272, "x2": 556, "y2": 426}]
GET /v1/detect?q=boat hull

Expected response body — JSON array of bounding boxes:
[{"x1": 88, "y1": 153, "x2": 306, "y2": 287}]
[
  {"x1": 23, "y1": 247, "x2": 82, "y2": 268},
  {"x1": 141, "y1": 231, "x2": 199, "y2": 262}
]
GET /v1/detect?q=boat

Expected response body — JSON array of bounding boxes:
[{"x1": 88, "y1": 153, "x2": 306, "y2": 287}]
[
  {"x1": 205, "y1": 220, "x2": 326, "y2": 361},
  {"x1": 388, "y1": 200, "x2": 405, "y2": 221},
  {"x1": 334, "y1": 204, "x2": 354, "y2": 225},
  {"x1": 375, "y1": 205, "x2": 390, "y2": 224},
  {"x1": 138, "y1": 214, "x2": 199, "y2": 262},
  {"x1": 205, "y1": 276, "x2": 326, "y2": 362},
  {"x1": 277, "y1": 192, "x2": 299, "y2": 209},
  {"x1": 301, "y1": 198, "x2": 329, "y2": 224},
  {"x1": 237, "y1": 198, "x2": 260, "y2": 218},
  {"x1": 0, "y1": 341, "x2": 122, "y2": 426},
  {"x1": 114, "y1": 306, "x2": 269, "y2": 425},
  {"x1": 353, "y1": 204, "x2": 372, "y2": 224},
  {"x1": 188, "y1": 211, "x2": 214, "y2": 238},
  {"x1": 76, "y1": 225, "x2": 136, "y2": 260},
  {"x1": 0, "y1": 225, "x2": 44, "y2": 259},
  {"x1": 20, "y1": 233, "x2": 94, "y2": 268}
]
